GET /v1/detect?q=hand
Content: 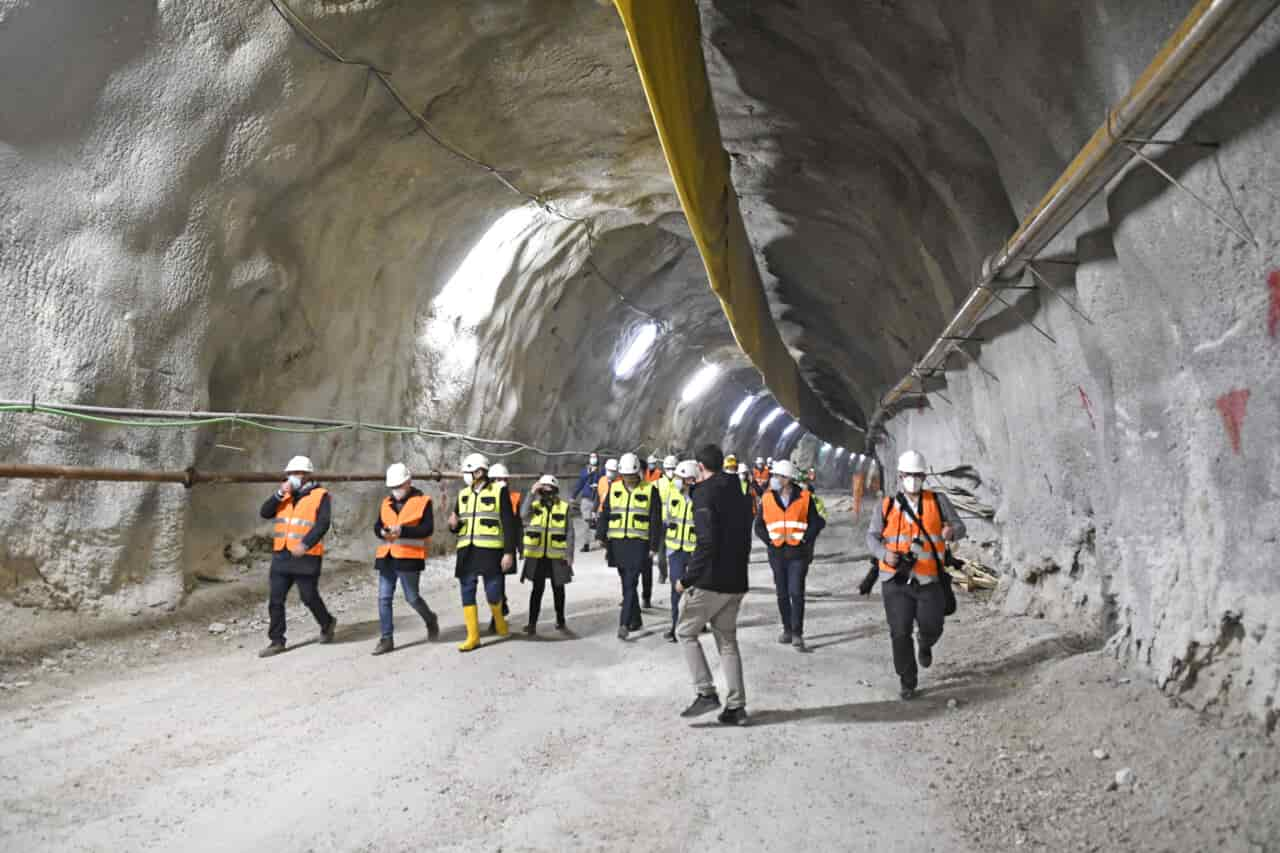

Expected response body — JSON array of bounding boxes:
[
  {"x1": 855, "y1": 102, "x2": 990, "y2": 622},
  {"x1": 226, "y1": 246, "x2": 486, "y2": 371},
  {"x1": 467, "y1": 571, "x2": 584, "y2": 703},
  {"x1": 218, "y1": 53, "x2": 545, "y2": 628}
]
[
  {"x1": 501, "y1": 553, "x2": 514, "y2": 572},
  {"x1": 288, "y1": 542, "x2": 306, "y2": 558},
  {"x1": 942, "y1": 524, "x2": 955, "y2": 541},
  {"x1": 387, "y1": 525, "x2": 401, "y2": 539},
  {"x1": 448, "y1": 512, "x2": 459, "y2": 529},
  {"x1": 884, "y1": 551, "x2": 900, "y2": 567},
  {"x1": 675, "y1": 580, "x2": 685, "y2": 594}
]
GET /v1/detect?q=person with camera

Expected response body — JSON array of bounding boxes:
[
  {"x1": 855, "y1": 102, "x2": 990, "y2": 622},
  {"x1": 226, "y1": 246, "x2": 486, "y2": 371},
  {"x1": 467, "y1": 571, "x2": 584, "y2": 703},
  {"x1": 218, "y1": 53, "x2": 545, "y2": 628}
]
[
  {"x1": 865, "y1": 450, "x2": 965, "y2": 699},
  {"x1": 520, "y1": 475, "x2": 574, "y2": 634}
]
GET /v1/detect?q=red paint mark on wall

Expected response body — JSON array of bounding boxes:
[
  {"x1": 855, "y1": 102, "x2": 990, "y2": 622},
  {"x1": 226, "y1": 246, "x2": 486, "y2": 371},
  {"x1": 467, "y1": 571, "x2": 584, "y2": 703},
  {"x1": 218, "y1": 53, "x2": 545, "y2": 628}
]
[
  {"x1": 1078, "y1": 385, "x2": 1096, "y2": 432},
  {"x1": 1215, "y1": 388, "x2": 1250, "y2": 454},
  {"x1": 1268, "y1": 270, "x2": 1280, "y2": 339}
]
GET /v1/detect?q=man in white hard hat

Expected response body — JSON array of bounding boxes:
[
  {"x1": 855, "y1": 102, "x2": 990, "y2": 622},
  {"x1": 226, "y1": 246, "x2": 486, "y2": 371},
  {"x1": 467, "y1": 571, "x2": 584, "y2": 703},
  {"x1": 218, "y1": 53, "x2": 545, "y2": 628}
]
[
  {"x1": 750, "y1": 456, "x2": 771, "y2": 498},
  {"x1": 596, "y1": 458, "x2": 619, "y2": 516},
  {"x1": 447, "y1": 453, "x2": 519, "y2": 652},
  {"x1": 655, "y1": 454, "x2": 679, "y2": 583},
  {"x1": 866, "y1": 450, "x2": 965, "y2": 699},
  {"x1": 257, "y1": 455, "x2": 337, "y2": 657},
  {"x1": 520, "y1": 474, "x2": 574, "y2": 634},
  {"x1": 596, "y1": 452, "x2": 662, "y2": 639},
  {"x1": 571, "y1": 452, "x2": 603, "y2": 552},
  {"x1": 369, "y1": 463, "x2": 441, "y2": 656},
  {"x1": 661, "y1": 459, "x2": 700, "y2": 642},
  {"x1": 755, "y1": 459, "x2": 826, "y2": 652}
]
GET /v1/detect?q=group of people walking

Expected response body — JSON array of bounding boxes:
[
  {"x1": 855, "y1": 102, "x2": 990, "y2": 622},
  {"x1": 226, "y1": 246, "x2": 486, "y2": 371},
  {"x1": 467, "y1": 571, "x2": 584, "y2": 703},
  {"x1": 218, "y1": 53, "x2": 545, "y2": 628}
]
[{"x1": 257, "y1": 441, "x2": 964, "y2": 718}]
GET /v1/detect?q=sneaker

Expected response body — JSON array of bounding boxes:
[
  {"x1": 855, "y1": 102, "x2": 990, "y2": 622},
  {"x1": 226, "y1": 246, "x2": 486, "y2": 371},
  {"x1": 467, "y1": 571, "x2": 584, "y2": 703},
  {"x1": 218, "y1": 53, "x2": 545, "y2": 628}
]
[
  {"x1": 371, "y1": 637, "x2": 394, "y2": 656},
  {"x1": 777, "y1": 631, "x2": 792, "y2": 645},
  {"x1": 258, "y1": 643, "x2": 286, "y2": 658},
  {"x1": 680, "y1": 693, "x2": 721, "y2": 718},
  {"x1": 424, "y1": 611, "x2": 440, "y2": 641},
  {"x1": 319, "y1": 618, "x2": 337, "y2": 644},
  {"x1": 617, "y1": 626, "x2": 629, "y2": 641},
  {"x1": 523, "y1": 624, "x2": 537, "y2": 636},
  {"x1": 918, "y1": 643, "x2": 932, "y2": 669},
  {"x1": 900, "y1": 686, "x2": 917, "y2": 701},
  {"x1": 663, "y1": 629, "x2": 676, "y2": 643},
  {"x1": 717, "y1": 707, "x2": 749, "y2": 726},
  {"x1": 792, "y1": 636, "x2": 807, "y2": 652},
  {"x1": 555, "y1": 621, "x2": 568, "y2": 632}
]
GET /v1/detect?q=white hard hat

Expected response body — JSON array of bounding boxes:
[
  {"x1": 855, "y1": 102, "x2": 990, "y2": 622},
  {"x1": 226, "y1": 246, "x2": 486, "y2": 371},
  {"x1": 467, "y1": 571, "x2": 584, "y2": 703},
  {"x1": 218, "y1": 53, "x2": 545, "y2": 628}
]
[
  {"x1": 766, "y1": 456, "x2": 774, "y2": 464},
  {"x1": 536, "y1": 474, "x2": 560, "y2": 490},
  {"x1": 647, "y1": 453, "x2": 660, "y2": 465},
  {"x1": 489, "y1": 463, "x2": 510, "y2": 480},
  {"x1": 385, "y1": 463, "x2": 411, "y2": 487},
  {"x1": 772, "y1": 459, "x2": 798, "y2": 480},
  {"x1": 604, "y1": 458, "x2": 619, "y2": 472},
  {"x1": 284, "y1": 455, "x2": 314, "y2": 473},
  {"x1": 462, "y1": 453, "x2": 489, "y2": 473},
  {"x1": 755, "y1": 457, "x2": 765, "y2": 466},
  {"x1": 618, "y1": 453, "x2": 641, "y2": 475},
  {"x1": 898, "y1": 450, "x2": 927, "y2": 474},
  {"x1": 737, "y1": 464, "x2": 748, "y2": 475},
  {"x1": 675, "y1": 459, "x2": 699, "y2": 479},
  {"x1": 663, "y1": 454, "x2": 678, "y2": 469}
]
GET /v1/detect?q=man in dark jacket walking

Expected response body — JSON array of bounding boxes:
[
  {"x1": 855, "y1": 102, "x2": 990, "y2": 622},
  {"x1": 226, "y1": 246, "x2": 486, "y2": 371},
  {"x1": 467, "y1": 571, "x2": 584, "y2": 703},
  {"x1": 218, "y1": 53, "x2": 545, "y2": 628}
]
[
  {"x1": 257, "y1": 455, "x2": 337, "y2": 657},
  {"x1": 675, "y1": 444, "x2": 752, "y2": 725}
]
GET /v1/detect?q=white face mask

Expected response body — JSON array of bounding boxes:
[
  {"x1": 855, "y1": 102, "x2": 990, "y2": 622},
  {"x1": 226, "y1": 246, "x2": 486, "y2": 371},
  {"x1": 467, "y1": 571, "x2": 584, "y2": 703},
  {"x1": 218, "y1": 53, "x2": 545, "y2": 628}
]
[
  {"x1": 392, "y1": 487, "x2": 408, "y2": 500},
  {"x1": 902, "y1": 475, "x2": 925, "y2": 495},
  {"x1": 664, "y1": 469, "x2": 675, "y2": 480},
  {"x1": 495, "y1": 480, "x2": 507, "y2": 490},
  {"x1": 462, "y1": 472, "x2": 473, "y2": 487},
  {"x1": 287, "y1": 475, "x2": 304, "y2": 491},
  {"x1": 769, "y1": 477, "x2": 782, "y2": 491}
]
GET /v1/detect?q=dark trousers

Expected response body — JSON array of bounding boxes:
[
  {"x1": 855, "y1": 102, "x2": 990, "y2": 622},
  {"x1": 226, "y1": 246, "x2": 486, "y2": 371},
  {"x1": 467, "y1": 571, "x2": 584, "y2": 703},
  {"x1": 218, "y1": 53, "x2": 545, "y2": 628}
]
[
  {"x1": 527, "y1": 559, "x2": 566, "y2": 627},
  {"x1": 377, "y1": 567, "x2": 434, "y2": 639},
  {"x1": 268, "y1": 571, "x2": 333, "y2": 644},
  {"x1": 769, "y1": 553, "x2": 809, "y2": 636},
  {"x1": 460, "y1": 572, "x2": 505, "y2": 607},
  {"x1": 667, "y1": 550, "x2": 690, "y2": 631},
  {"x1": 881, "y1": 579, "x2": 946, "y2": 689},
  {"x1": 640, "y1": 552, "x2": 654, "y2": 605},
  {"x1": 618, "y1": 558, "x2": 643, "y2": 628}
]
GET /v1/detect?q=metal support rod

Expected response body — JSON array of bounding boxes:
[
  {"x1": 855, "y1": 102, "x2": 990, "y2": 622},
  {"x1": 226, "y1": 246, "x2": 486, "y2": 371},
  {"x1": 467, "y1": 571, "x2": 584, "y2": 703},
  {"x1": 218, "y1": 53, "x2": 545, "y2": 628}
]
[
  {"x1": 948, "y1": 346, "x2": 1000, "y2": 383},
  {"x1": 1122, "y1": 142, "x2": 1258, "y2": 246},
  {"x1": 981, "y1": 285, "x2": 1059, "y2": 344},
  {"x1": 1027, "y1": 263, "x2": 1094, "y2": 323},
  {"x1": 867, "y1": 0, "x2": 1280, "y2": 439},
  {"x1": 0, "y1": 464, "x2": 557, "y2": 487}
]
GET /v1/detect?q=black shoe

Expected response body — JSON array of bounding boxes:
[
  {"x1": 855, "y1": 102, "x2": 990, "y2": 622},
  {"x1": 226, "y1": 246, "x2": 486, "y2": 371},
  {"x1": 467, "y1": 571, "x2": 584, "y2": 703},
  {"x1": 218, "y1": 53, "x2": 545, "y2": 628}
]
[
  {"x1": 424, "y1": 611, "x2": 440, "y2": 641},
  {"x1": 642, "y1": 599, "x2": 653, "y2": 610},
  {"x1": 680, "y1": 693, "x2": 721, "y2": 718},
  {"x1": 717, "y1": 707, "x2": 749, "y2": 726},
  {"x1": 900, "y1": 686, "x2": 917, "y2": 700},
  {"x1": 663, "y1": 629, "x2": 676, "y2": 644},
  {"x1": 778, "y1": 631, "x2": 792, "y2": 645},
  {"x1": 617, "y1": 626, "x2": 629, "y2": 641},
  {"x1": 581, "y1": 544, "x2": 590, "y2": 553},
  {"x1": 627, "y1": 620, "x2": 642, "y2": 632},
  {"x1": 319, "y1": 618, "x2": 337, "y2": 644},
  {"x1": 523, "y1": 624, "x2": 537, "y2": 636},
  {"x1": 371, "y1": 637, "x2": 394, "y2": 656},
  {"x1": 918, "y1": 644, "x2": 932, "y2": 669},
  {"x1": 792, "y1": 636, "x2": 807, "y2": 652},
  {"x1": 555, "y1": 620, "x2": 567, "y2": 631},
  {"x1": 258, "y1": 643, "x2": 286, "y2": 658}
]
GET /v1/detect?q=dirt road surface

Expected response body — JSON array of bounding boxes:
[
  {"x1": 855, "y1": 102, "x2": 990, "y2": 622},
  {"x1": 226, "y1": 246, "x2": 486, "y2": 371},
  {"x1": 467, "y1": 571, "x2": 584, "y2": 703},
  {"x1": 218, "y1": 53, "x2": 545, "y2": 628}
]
[{"x1": 1, "y1": 510, "x2": 1275, "y2": 852}]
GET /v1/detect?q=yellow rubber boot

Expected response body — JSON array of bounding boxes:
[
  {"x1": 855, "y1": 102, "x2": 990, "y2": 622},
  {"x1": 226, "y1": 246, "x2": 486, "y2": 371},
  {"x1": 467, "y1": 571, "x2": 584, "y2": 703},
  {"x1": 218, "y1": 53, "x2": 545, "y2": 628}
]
[
  {"x1": 489, "y1": 603, "x2": 510, "y2": 638},
  {"x1": 458, "y1": 605, "x2": 481, "y2": 652}
]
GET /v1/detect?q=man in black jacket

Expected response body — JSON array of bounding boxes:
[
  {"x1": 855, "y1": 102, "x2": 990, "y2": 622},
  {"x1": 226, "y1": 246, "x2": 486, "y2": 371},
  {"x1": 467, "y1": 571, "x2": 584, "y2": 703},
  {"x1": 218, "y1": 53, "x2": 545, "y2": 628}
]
[
  {"x1": 674, "y1": 444, "x2": 752, "y2": 725},
  {"x1": 257, "y1": 455, "x2": 337, "y2": 658}
]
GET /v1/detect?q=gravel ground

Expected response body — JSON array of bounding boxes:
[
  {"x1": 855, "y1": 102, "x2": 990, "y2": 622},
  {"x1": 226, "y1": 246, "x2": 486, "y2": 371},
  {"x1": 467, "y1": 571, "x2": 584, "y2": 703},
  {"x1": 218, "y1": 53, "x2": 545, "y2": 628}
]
[{"x1": 0, "y1": 502, "x2": 1275, "y2": 852}]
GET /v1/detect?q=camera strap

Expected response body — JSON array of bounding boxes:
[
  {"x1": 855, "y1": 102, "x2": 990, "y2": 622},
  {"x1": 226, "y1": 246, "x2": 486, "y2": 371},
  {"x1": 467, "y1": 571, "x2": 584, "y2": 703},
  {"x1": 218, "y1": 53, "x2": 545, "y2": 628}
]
[{"x1": 896, "y1": 492, "x2": 947, "y2": 578}]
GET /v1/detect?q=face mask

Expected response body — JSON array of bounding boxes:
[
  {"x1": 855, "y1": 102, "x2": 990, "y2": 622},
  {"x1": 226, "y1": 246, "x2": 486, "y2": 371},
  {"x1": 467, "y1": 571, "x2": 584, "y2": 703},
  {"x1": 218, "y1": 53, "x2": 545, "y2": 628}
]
[
  {"x1": 902, "y1": 475, "x2": 924, "y2": 495},
  {"x1": 769, "y1": 477, "x2": 781, "y2": 491},
  {"x1": 462, "y1": 472, "x2": 473, "y2": 487},
  {"x1": 664, "y1": 469, "x2": 674, "y2": 480},
  {"x1": 287, "y1": 475, "x2": 304, "y2": 491},
  {"x1": 589, "y1": 457, "x2": 598, "y2": 466},
  {"x1": 495, "y1": 480, "x2": 507, "y2": 489},
  {"x1": 392, "y1": 487, "x2": 408, "y2": 501}
]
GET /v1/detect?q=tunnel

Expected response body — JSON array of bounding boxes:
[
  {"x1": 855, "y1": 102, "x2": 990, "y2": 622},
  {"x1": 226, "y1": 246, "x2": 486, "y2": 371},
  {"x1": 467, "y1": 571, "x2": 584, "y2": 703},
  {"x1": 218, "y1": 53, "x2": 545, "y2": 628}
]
[{"x1": 1, "y1": 1, "x2": 1278, "y2": 850}]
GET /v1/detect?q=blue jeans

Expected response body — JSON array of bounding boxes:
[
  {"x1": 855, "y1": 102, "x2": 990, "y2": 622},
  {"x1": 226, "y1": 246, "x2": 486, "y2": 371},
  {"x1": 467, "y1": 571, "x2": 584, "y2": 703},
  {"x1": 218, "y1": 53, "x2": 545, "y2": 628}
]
[
  {"x1": 667, "y1": 550, "x2": 690, "y2": 631},
  {"x1": 377, "y1": 567, "x2": 434, "y2": 640},
  {"x1": 459, "y1": 572, "x2": 505, "y2": 608},
  {"x1": 769, "y1": 553, "x2": 809, "y2": 636}
]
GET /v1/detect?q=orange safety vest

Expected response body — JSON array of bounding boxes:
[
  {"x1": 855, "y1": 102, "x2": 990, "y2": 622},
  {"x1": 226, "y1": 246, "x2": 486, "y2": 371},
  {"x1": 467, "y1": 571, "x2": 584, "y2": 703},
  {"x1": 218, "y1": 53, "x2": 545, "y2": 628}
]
[
  {"x1": 376, "y1": 493, "x2": 432, "y2": 560},
  {"x1": 878, "y1": 492, "x2": 944, "y2": 577},
  {"x1": 761, "y1": 489, "x2": 811, "y2": 547},
  {"x1": 644, "y1": 469, "x2": 662, "y2": 484},
  {"x1": 752, "y1": 466, "x2": 770, "y2": 487},
  {"x1": 509, "y1": 491, "x2": 522, "y2": 513},
  {"x1": 273, "y1": 487, "x2": 328, "y2": 556},
  {"x1": 596, "y1": 476, "x2": 612, "y2": 510}
]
